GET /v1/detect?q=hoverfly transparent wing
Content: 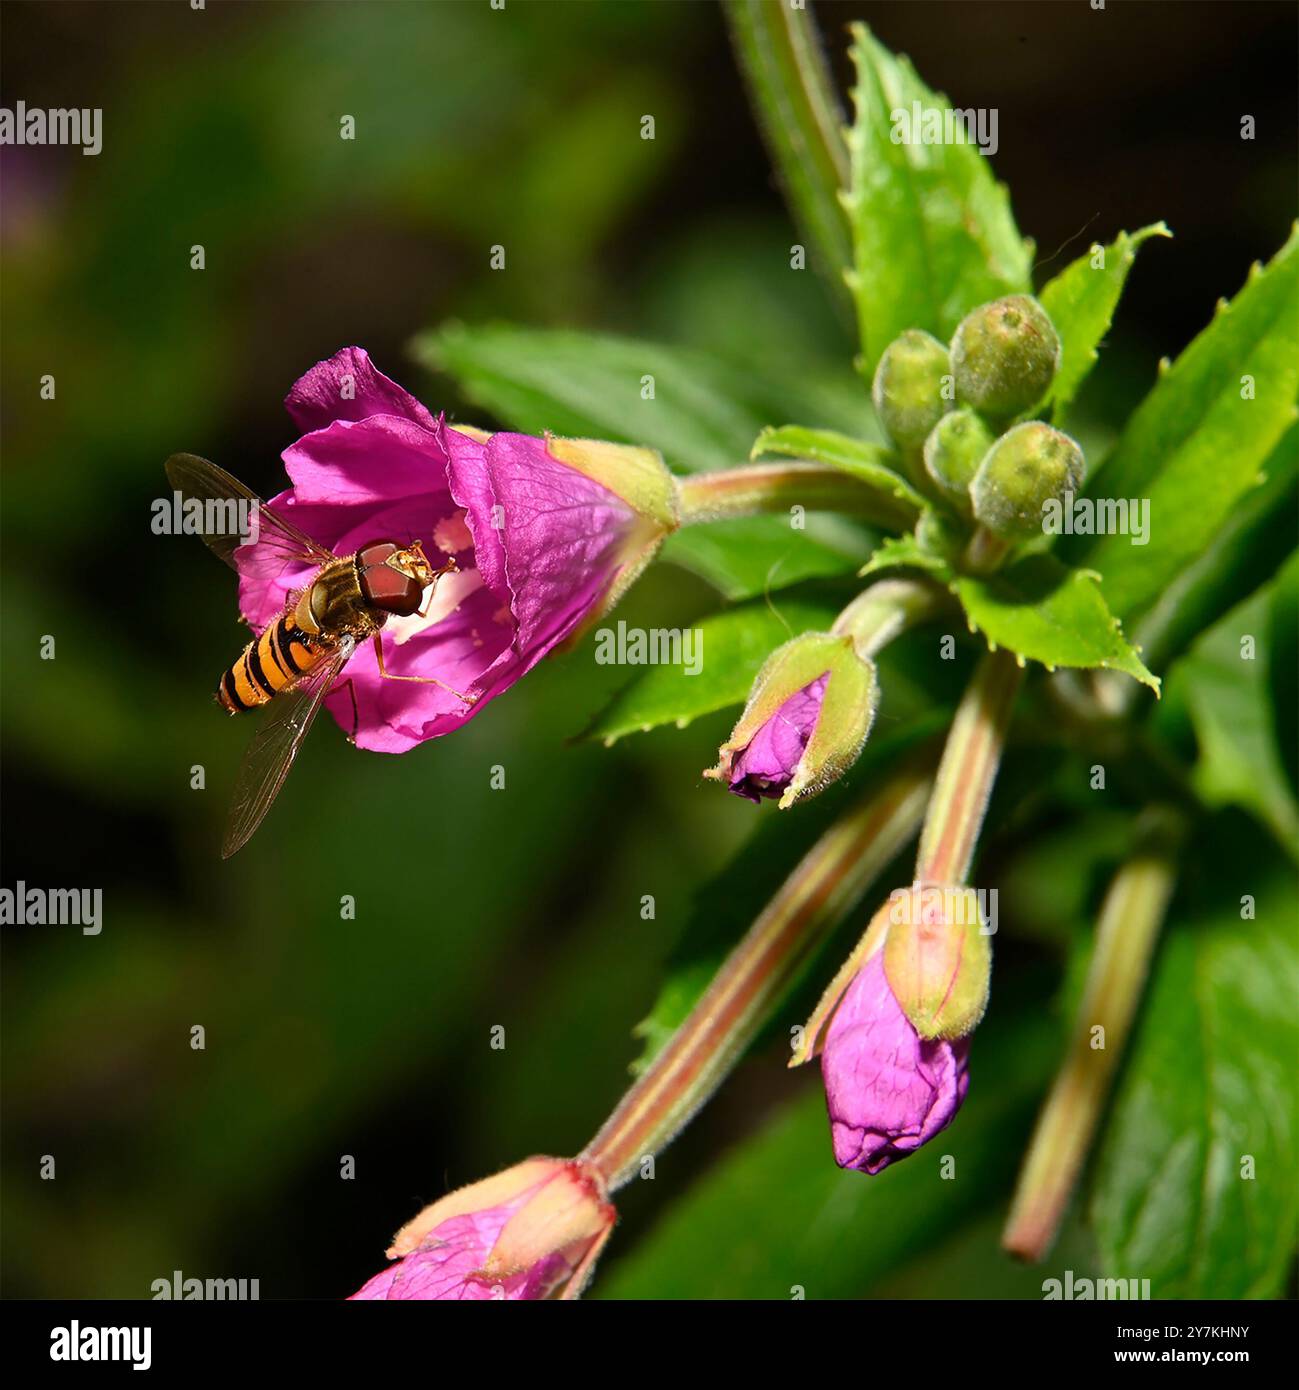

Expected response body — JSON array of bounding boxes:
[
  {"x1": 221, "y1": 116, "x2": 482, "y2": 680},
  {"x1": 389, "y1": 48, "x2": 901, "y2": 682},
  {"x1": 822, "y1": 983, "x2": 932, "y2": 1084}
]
[
  {"x1": 221, "y1": 636, "x2": 355, "y2": 859},
  {"x1": 164, "y1": 453, "x2": 337, "y2": 572}
]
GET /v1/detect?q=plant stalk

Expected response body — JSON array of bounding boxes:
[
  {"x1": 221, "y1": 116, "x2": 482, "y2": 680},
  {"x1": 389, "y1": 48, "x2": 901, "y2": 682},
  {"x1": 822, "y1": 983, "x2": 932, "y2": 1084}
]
[
  {"x1": 831, "y1": 577, "x2": 948, "y2": 658},
  {"x1": 914, "y1": 649, "x2": 1024, "y2": 884},
  {"x1": 580, "y1": 756, "x2": 934, "y2": 1190},
  {"x1": 676, "y1": 462, "x2": 917, "y2": 531},
  {"x1": 1002, "y1": 808, "x2": 1185, "y2": 1261}
]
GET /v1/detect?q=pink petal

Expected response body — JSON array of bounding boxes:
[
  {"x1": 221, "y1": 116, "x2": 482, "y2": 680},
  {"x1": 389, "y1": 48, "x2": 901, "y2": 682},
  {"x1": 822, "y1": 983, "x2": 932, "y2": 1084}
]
[
  {"x1": 728, "y1": 674, "x2": 828, "y2": 802},
  {"x1": 285, "y1": 347, "x2": 439, "y2": 434},
  {"x1": 483, "y1": 432, "x2": 637, "y2": 661}
]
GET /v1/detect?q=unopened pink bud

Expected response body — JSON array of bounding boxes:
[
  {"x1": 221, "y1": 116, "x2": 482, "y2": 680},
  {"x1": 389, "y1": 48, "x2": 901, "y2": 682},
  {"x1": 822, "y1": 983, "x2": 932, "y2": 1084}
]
[
  {"x1": 350, "y1": 1157, "x2": 614, "y2": 1301},
  {"x1": 820, "y1": 950, "x2": 970, "y2": 1174}
]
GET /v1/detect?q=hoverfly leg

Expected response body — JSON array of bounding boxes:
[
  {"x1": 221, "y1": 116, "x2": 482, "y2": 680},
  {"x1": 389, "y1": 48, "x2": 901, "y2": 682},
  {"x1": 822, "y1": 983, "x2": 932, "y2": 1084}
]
[
  {"x1": 331, "y1": 677, "x2": 361, "y2": 743},
  {"x1": 414, "y1": 555, "x2": 460, "y2": 620},
  {"x1": 371, "y1": 633, "x2": 477, "y2": 706}
]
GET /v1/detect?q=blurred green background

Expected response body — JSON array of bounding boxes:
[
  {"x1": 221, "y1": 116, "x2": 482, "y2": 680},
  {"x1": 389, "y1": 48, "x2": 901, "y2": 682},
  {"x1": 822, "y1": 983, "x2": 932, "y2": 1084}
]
[{"x1": 2, "y1": 0, "x2": 1295, "y2": 1299}]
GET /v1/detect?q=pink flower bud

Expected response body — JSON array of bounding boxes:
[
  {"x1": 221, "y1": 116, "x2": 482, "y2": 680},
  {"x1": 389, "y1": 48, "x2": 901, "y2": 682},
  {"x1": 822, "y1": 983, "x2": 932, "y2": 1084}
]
[
  {"x1": 350, "y1": 1157, "x2": 615, "y2": 1301},
  {"x1": 706, "y1": 632, "x2": 878, "y2": 808},
  {"x1": 820, "y1": 950, "x2": 970, "y2": 1174}
]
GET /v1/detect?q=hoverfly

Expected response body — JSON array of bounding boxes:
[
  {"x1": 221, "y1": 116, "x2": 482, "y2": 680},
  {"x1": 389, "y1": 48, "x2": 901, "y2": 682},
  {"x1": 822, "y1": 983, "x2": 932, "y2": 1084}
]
[{"x1": 165, "y1": 453, "x2": 473, "y2": 858}]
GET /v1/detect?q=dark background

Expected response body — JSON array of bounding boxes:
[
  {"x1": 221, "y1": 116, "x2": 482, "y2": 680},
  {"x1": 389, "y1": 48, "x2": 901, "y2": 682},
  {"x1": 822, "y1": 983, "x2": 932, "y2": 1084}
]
[{"x1": 2, "y1": 0, "x2": 1295, "y2": 1299}]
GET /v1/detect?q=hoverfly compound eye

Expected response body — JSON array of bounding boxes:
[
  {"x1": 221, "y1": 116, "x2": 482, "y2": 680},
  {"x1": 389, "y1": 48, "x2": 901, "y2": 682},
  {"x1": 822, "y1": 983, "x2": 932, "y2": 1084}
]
[{"x1": 357, "y1": 541, "x2": 425, "y2": 616}]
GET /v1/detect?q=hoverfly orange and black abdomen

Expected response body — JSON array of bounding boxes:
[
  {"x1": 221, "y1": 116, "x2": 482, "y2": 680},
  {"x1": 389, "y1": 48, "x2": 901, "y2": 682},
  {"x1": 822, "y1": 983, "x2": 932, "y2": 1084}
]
[{"x1": 164, "y1": 451, "x2": 469, "y2": 857}]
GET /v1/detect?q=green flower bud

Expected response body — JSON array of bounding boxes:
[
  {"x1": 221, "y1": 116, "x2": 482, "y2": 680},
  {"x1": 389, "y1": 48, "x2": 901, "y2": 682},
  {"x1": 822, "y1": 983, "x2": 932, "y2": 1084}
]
[
  {"x1": 705, "y1": 632, "x2": 878, "y2": 809},
  {"x1": 883, "y1": 883, "x2": 992, "y2": 1040},
  {"x1": 970, "y1": 421, "x2": 1085, "y2": 540},
  {"x1": 871, "y1": 330, "x2": 951, "y2": 449},
  {"x1": 950, "y1": 294, "x2": 1061, "y2": 420},
  {"x1": 922, "y1": 408, "x2": 996, "y2": 515}
]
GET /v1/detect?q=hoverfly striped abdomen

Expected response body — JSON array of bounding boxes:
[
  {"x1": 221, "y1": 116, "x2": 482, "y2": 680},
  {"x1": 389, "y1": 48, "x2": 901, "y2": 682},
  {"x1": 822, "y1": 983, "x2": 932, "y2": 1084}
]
[{"x1": 217, "y1": 615, "x2": 328, "y2": 713}]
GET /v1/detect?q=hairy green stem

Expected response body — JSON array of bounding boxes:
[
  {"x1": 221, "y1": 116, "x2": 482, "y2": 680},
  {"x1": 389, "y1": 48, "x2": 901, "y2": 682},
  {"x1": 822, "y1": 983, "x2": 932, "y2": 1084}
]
[
  {"x1": 915, "y1": 649, "x2": 1024, "y2": 884},
  {"x1": 1002, "y1": 808, "x2": 1185, "y2": 1261},
  {"x1": 676, "y1": 461, "x2": 917, "y2": 530},
  {"x1": 580, "y1": 757, "x2": 934, "y2": 1190},
  {"x1": 832, "y1": 577, "x2": 948, "y2": 657}
]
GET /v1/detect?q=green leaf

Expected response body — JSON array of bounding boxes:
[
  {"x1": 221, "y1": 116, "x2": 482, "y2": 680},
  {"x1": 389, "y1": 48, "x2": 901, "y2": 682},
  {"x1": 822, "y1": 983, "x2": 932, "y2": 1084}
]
[
  {"x1": 601, "y1": 996, "x2": 1055, "y2": 1298},
  {"x1": 751, "y1": 424, "x2": 925, "y2": 529},
  {"x1": 844, "y1": 23, "x2": 1032, "y2": 375},
  {"x1": 580, "y1": 594, "x2": 841, "y2": 746},
  {"x1": 1131, "y1": 422, "x2": 1298, "y2": 677},
  {"x1": 723, "y1": 0, "x2": 852, "y2": 311},
  {"x1": 1064, "y1": 224, "x2": 1299, "y2": 622},
  {"x1": 1091, "y1": 839, "x2": 1299, "y2": 1298},
  {"x1": 858, "y1": 530, "x2": 952, "y2": 580},
  {"x1": 1161, "y1": 579, "x2": 1299, "y2": 853},
  {"x1": 659, "y1": 516, "x2": 872, "y2": 601},
  {"x1": 414, "y1": 321, "x2": 872, "y2": 471},
  {"x1": 1268, "y1": 550, "x2": 1299, "y2": 799},
  {"x1": 954, "y1": 555, "x2": 1159, "y2": 691},
  {"x1": 1038, "y1": 223, "x2": 1171, "y2": 424}
]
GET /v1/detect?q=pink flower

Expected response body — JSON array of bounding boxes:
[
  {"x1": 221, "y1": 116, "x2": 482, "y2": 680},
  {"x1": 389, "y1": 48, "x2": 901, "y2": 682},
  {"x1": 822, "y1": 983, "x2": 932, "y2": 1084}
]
[
  {"x1": 237, "y1": 348, "x2": 676, "y2": 752},
  {"x1": 820, "y1": 950, "x2": 970, "y2": 1174},
  {"x1": 350, "y1": 1157, "x2": 615, "y2": 1301}
]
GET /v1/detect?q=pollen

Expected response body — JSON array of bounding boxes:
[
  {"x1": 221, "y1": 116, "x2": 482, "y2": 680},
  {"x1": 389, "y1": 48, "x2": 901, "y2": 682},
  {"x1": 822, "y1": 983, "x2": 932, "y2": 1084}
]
[{"x1": 433, "y1": 510, "x2": 474, "y2": 555}]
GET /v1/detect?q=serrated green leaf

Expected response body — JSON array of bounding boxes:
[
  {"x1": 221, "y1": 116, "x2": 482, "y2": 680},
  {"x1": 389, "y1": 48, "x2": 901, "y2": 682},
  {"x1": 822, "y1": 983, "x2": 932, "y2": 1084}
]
[
  {"x1": 1131, "y1": 422, "x2": 1298, "y2": 678},
  {"x1": 751, "y1": 424, "x2": 925, "y2": 529},
  {"x1": 600, "y1": 997, "x2": 1054, "y2": 1299},
  {"x1": 723, "y1": 0, "x2": 852, "y2": 312},
  {"x1": 1039, "y1": 223, "x2": 1171, "y2": 424},
  {"x1": 858, "y1": 530, "x2": 953, "y2": 580},
  {"x1": 844, "y1": 23, "x2": 1032, "y2": 374},
  {"x1": 1091, "y1": 841, "x2": 1299, "y2": 1298},
  {"x1": 1064, "y1": 224, "x2": 1299, "y2": 622},
  {"x1": 579, "y1": 595, "x2": 841, "y2": 746},
  {"x1": 1161, "y1": 578, "x2": 1299, "y2": 853},
  {"x1": 659, "y1": 516, "x2": 872, "y2": 601},
  {"x1": 414, "y1": 321, "x2": 872, "y2": 471},
  {"x1": 954, "y1": 555, "x2": 1158, "y2": 690}
]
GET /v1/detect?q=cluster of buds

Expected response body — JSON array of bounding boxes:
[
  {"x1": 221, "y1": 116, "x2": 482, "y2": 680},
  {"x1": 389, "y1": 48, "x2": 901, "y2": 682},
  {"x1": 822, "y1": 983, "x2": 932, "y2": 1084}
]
[{"x1": 872, "y1": 296, "x2": 1086, "y2": 550}]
